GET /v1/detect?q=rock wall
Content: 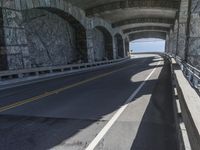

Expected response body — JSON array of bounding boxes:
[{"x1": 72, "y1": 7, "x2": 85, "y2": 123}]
[
  {"x1": 92, "y1": 28, "x2": 105, "y2": 61},
  {"x1": 187, "y1": 0, "x2": 200, "y2": 69},
  {"x1": 177, "y1": 0, "x2": 189, "y2": 60},
  {"x1": 22, "y1": 9, "x2": 77, "y2": 68},
  {"x1": 0, "y1": 8, "x2": 31, "y2": 70}
]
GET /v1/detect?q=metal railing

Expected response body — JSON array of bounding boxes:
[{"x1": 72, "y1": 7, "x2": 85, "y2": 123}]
[
  {"x1": 175, "y1": 56, "x2": 200, "y2": 94},
  {"x1": 0, "y1": 57, "x2": 129, "y2": 81}
]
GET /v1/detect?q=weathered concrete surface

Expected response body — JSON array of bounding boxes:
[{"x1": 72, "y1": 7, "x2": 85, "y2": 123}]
[{"x1": 172, "y1": 59, "x2": 200, "y2": 150}]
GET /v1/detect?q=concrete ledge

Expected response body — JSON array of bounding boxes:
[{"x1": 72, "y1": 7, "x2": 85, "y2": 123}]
[{"x1": 167, "y1": 56, "x2": 200, "y2": 150}]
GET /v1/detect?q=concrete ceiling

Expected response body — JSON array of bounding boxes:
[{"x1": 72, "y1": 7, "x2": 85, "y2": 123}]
[
  {"x1": 67, "y1": 0, "x2": 180, "y2": 40},
  {"x1": 129, "y1": 31, "x2": 166, "y2": 41}
]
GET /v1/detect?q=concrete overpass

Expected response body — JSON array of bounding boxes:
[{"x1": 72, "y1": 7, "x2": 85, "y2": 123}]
[{"x1": 0, "y1": 0, "x2": 200, "y2": 150}]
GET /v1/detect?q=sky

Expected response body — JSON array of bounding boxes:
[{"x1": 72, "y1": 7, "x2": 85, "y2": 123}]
[{"x1": 129, "y1": 38, "x2": 165, "y2": 53}]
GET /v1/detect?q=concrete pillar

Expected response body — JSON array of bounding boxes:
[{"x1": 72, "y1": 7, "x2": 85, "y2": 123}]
[
  {"x1": 177, "y1": 0, "x2": 189, "y2": 60},
  {"x1": 112, "y1": 38, "x2": 117, "y2": 59},
  {"x1": 123, "y1": 39, "x2": 126, "y2": 57},
  {"x1": 187, "y1": 0, "x2": 200, "y2": 69},
  {"x1": 165, "y1": 34, "x2": 170, "y2": 53},
  {"x1": 169, "y1": 29, "x2": 174, "y2": 55},
  {"x1": 0, "y1": 2, "x2": 31, "y2": 70},
  {"x1": 125, "y1": 37, "x2": 129, "y2": 56},
  {"x1": 172, "y1": 19, "x2": 179, "y2": 56},
  {"x1": 86, "y1": 29, "x2": 95, "y2": 62}
]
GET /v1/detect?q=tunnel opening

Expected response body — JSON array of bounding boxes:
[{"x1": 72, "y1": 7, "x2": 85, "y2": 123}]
[
  {"x1": 93, "y1": 26, "x2": 113, "y2": 61},
  {"x1": 114, "y1": 33, "x2": 124, "y2": 58},
  {"x1": 129, "y1": 38, "x2": 166, "y2": 53},
  {"x1": 21, "y1": 8, "x2": 88, "y2": 68}
]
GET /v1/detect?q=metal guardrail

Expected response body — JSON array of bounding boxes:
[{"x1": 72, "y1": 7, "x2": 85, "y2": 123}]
[
  {"x1": 0, "y1": 58, "x2": 128, "y2": 81},
  {"x1": 175, "y1": 56, "x2": 200, "y2": 93}
]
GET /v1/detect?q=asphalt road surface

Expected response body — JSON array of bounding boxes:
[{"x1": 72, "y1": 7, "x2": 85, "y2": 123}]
[{"x1": 0, "y1": 54, "x2": 178, "y2": 150}]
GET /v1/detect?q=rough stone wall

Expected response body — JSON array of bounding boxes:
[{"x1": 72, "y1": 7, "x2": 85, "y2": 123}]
[
  {"x1": 177, "y1": 0, "x2": 189, "y2": 60},
  {"x1": 0, "y1": 0, "x2": 125, "y2": 71},
  {"x1": 0, "y1": 7, "x2": 31, "y2": 70},
  {"x1": 92, "y1": 28, "x2": 105, "y2": 61},
  {"x1": 0, "y1": 8, "x2": 7, "y2": 70},
  {"x1": 22, "y1": 9, "x2": 77, "y2": 68},
  {"x1": 187, "y1": 0, "x2": 200, "y2": 69}
]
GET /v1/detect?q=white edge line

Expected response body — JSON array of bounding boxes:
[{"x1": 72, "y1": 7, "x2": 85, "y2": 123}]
[{"x1": 85, "y1": 61, "x2": 161, "y2": 150}]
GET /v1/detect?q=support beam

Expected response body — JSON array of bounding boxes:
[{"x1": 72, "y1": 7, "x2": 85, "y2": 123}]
[
  {"x1": 113, "y1": 18, "x2": 174, "y2": 28},
  {"x1": 129, "y1": 31, "x2": 166, "y2": 41},
  {"x1": 177, "y1": 0, "x2": 190, "y2": 60},
  {"x1": 86, "y1": 0, "x2": 179, "y2": 16},
  {"x1": 123, "y1": 26, "x2": 170, "y2": 34}
]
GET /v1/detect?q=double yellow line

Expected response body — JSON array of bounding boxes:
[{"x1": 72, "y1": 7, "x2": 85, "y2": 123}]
[{"x1": 0, "y1": 64, "x2": 132, "y2": 112}]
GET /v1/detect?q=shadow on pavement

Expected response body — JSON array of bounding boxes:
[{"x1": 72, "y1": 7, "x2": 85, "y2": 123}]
[
  {"x1": 130, "y1": 59, "x2": 178, "y2": 150},
  {"x1": 0, "y1": 55, "x2": 178, "y2": 150}
]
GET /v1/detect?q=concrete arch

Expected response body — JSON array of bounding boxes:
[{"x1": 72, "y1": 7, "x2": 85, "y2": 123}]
[
  {"x1": 124, "y1": 26, "x2": 170, "y2": 34},
  {"x1": 129, "y1": 31, "x2": 166, "y2": 41},
  {"x1": 120, "y1": 22, "x2": 172, "y2": 30},
  {"x1": 114, "y1": 33, "x2": 124, "y2": 58},
  {"x1": 113, "y1": 18, "x2": 174, "y2": 28},
  {"x1": 86, "y1": 0, "x2": 179, "y2": 17},
  {"x1": 19, "y1": 0, "x2": 87, "y2": 28},
  {"x1": 21, "y1": 7, "x2": 88, "y2": 67}
]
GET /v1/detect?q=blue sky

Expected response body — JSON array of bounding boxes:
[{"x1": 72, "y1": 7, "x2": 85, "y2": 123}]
[{"x1": 129, "y1": 38, "x2": 165, "y2": 52}]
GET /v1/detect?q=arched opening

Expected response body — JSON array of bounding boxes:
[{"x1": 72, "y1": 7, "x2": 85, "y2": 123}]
[
  {"x1": 114, "y1": 34, "x2": 124, "y2": 58},
  {"x1": 129, "y1": 38, "x2": 166, "y2": 53},
  {"x1": 21, "y1": 8, "x2": 87, "y2": 68},
  {"x1": 92, "y1": 26, "x2": 113, "y2": 61}
]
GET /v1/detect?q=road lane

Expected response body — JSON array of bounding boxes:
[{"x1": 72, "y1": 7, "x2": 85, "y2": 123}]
[{"x1": 0, "y1": 54, "x2": 177, "y2": 150}]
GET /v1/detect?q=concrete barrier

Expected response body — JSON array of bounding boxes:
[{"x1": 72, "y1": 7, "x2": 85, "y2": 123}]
[
  {"x1": 166, "y1": 54, "x2": 200, "y2": 150},
  {"x1": 0, "y1": 58, "x2": 128, "y2": 81}
]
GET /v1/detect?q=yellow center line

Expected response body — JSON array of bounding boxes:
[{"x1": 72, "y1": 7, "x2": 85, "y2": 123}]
[{"x1": 0, "y1": 64, "x2": 133, "y2": 113}]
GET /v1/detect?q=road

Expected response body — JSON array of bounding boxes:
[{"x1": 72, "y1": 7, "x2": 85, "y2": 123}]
[{"x1": 0, "y1": 54, "x2": 177, "y2": 150}]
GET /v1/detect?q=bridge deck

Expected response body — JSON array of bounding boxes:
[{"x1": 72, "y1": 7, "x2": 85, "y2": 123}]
[{"x1": 0, "y1": 54, "x2": 177, "y2": 150}]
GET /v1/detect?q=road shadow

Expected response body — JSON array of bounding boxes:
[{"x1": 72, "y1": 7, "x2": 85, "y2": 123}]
[
  {"x1": 130, "y1": 58, "x2": 178, "y2": 150},
  {"x1": 0, "y1": 55, "x2": 178, "y2": 150}
]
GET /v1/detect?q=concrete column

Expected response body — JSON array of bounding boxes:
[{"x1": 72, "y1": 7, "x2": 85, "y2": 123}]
[
  {"x1": 169, "y1": 29, "x2": 174, "y2": 55},
  {"x1": 0, "y1": 3, "x2": 31, "y2": 70},
  {"x1": 172, "y1": 19, "x2": 179, "y2": 56},
  {"x1": 123, "y1": 39, "x2": 126, "y2": 57},
  {"x1": 187, "y1": 0, "x2": 200, "y2": 69},
  {"x1": 112, "y1": 38, "x2": 117, "y2": 59},
  {"x1": 125, "y1": 37, "x2": 129, "y2": 56},
  {"x1": 86, "y1": 29, "x2": 95, "y2": 62},
  {"x1": 177, "y1": 0, "x2": 189, "y2": 60},
  {"x1": 165, "y1": 34, "x2": 170, "y2": 53}
]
